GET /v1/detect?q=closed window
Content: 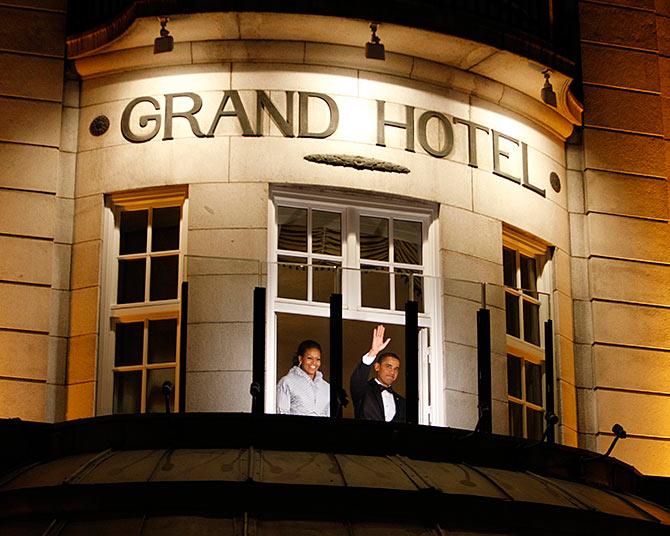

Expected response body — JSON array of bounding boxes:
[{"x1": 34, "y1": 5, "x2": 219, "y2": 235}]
[
  {"x1": 503, "y1": 227, "x2": 549, "y2": 439},
  {"x1": 99, "y1": 186, "x2": 187, "y2": 415},
  {"x1": 507, "y1": 353, "x2": 544, "y2": 440},
  {"x1": 503, "y1": 246, "x2": 541, "y2": 346}
]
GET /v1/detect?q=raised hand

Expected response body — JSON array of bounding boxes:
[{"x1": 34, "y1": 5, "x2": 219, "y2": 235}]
[{"x1": 369, "y1": 324, "x2": 390, "y2": 357}]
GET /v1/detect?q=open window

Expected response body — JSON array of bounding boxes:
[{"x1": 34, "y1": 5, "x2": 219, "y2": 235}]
[{"x1": 268, "y1": 190, "x2": 442, "y2": 424}]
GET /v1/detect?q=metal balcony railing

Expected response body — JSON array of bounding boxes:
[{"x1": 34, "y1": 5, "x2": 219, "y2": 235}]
[{"x1": 172, "y1": 255, "x2": 557, "y2": 438}]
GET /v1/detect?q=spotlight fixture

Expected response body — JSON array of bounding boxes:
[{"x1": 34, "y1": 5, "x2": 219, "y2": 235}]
[
  {"x1": 603, "y1": 423, "x2": 627, "y2": 457},
  {"x1": 365, "y1": 23, "x2": 385, "y2": 60},
  {"x1": 540, "y1": 412, "x2": 559, "y2": 443},
  {"x1": 541, "y1": 69, "x2": 557, "y2": 107},
  {"x1": 153, "y1": 17, "x2": 174, "y2": 54}
]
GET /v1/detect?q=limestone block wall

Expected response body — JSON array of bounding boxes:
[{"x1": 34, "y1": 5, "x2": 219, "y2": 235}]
[
  {"x1": 185, "y1": 182, "x2": 269, "y2": 412},
  {"x1": 439, "y1": 205, "x2": 505, "y2": 433},
  {"x1": 0, "y1": 1, "x2": 70, "y2": 422},
  {"x1": 575, "y1": 0, "x2": 670, "y2": 475},
  {"x1": 66, "y1": 175, "x2": 100, "y2": 419}
]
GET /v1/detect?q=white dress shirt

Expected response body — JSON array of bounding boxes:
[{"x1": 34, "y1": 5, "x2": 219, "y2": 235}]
[{"x1": 362, "y1": 353, "x2": 396, "y2": 422}]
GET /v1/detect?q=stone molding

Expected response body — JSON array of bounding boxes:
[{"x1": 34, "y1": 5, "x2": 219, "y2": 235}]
[{"x1": 304, "y1": 153, "x2": 410, "y2": 173}]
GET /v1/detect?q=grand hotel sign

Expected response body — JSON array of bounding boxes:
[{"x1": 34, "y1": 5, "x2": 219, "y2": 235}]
[{"x1": 119, "y1": 90, "x2": 554, "y2": 197}]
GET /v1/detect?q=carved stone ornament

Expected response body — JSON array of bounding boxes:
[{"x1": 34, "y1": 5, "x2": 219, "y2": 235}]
[
  {"x1": 304, "y1": 154, "x2": 410, "y2": 174},
  {"x1": 549, "y1": 171, "x2": 561, "y2": 193},
  {"x1": 89, "y1": 115, "x2": 110, "y2": 136}
]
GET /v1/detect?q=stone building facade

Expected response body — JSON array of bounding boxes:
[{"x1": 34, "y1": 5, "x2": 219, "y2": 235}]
[{"x1": 0, "y1": 0, "x2": 667, "y2": 477}]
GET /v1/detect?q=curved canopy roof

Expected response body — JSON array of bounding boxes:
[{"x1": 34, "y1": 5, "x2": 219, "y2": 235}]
[{"x1": 1, "y1": 413, "x2": 669, "y2": 535}]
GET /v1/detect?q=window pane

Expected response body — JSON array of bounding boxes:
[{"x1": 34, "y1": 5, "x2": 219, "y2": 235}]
[
  {"x1": 313, "y1": 260, "x2": 340, "y2": 303},
  {"x1": 394, "y1": 269, "x2": 424, "y2": 312},
  {"x1": 527, "y1": 407, "x2": 544, "y2": 440},
  {"x1": 114, "y1": 322, "x2": 143, "y2": 367},
  {"x1": 114, "y1": 371, "x2": 142, "y2": 414},
  {"x1": 505, "y1": 292, "x2": 520, "y2": 337},
  {"x1": 520, "y1": 254, "x2": 537, "y2": 293},
  {"x1": 312, "y1": 210, "x2": 341, "y2": 256},
  {"x1": 278, "y1": 207, "x2": 307, "y2": 252},
  {"x1": 360, "y1": 216, "x2": 388, "y2": 261},
  {"x1": 146, "y1": 368, "x2": 175, "y2": 413},
  {"x1": 523, "y1": 300, "x2": 541, "y2": 346},
  {"x1": 150, "y1": 255, "x2": 179, "y2": 301},
  {"x1": 148, "y1": 319, "x2": 178, "y2": 364},
  {"x1": 152, "y1": 206, "x2": 180, "y2": 252},
  {"x1": 120, "y1": 210, "x2": 148, "y2": 255},
  {"x1": 361, "y1": 265, "x2": 390, "y2": 309},
  {"x1": 278, "y1": 255, "x2": 307, "y2": 300},
  {"x1": 526, "y1": 361, "x2": 543, "y2": 406},
  {"x1": 507, "y1": 354, "x2": 522, "y2": 399},
  {"x1": 503, "y1": 247, "x2": 516, "y2": 287},
  {"x1": 394, "y1": 220, "x2": 422, "y2": 265},
  {"x1": 509, "y1": 402, "x2": 523, "y2": 438},
  {"x1": 117, "y1": 259, "x2": 146, "y2": 303}
]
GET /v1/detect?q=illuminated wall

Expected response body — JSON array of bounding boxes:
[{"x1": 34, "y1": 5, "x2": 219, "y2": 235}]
[
  {"x1": 574, "y1": 1, "x2": 670, "y2": 475},
  {"x1": 0, "y1": 2, "x2": 667, "y2": 477},
  {"x1": 64, "y1": 11, "x2": 578, "y2": 440},
  {"x1": 0, "y1": 1, "x2": 71, "y2": 422}
]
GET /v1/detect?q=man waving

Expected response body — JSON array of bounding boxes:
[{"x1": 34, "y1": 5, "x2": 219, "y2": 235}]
[{"x1": 350, "y1": 325, "x2": 406, "y2": 423}]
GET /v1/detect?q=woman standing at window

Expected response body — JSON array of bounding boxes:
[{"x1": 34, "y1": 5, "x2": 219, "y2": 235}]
[{"x1": 276, "y1": 340, "x2": 330, "y2": 417}]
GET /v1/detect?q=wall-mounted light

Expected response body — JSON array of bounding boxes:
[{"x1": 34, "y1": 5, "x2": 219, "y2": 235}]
[
  {"x1": 603, "y1": 423, "x2": 627, "y2": 457},
  {"x1": 541, "y1": 69, "x2": 557, "y2": 107},
  {"x1": 153, "y1": 17, "x2": 174, "y2": 54},
  {"x1": 365, "y1": 23, "x2": 385, "y2": 60}
]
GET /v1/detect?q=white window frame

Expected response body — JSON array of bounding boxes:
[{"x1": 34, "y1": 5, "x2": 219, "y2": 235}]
[
  {"x1": 275, "y1": 201, "x2": 345, "y2": 305},
  {"x1": 506, "y1": 352, "x2": 545, "y2": 439},
  {"x1": 503, "y1": 226, "x2": 551, "y2": 438},
  {"x1": 267, "y1": 189, "x2": 444, "y2": 425},
  {"x1": 97, "y1": 186, "x2": 188, "y2": 416}
]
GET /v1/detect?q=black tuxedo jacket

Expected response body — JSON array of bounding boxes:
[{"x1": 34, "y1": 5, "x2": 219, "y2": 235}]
[{"x1": 349, "y1": 360, "x2": 406, "y2": 423}]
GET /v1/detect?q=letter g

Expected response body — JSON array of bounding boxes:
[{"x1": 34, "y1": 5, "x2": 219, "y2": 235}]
[{"x1": 121, "y1": 96, "x2": 162, "y2": 143}]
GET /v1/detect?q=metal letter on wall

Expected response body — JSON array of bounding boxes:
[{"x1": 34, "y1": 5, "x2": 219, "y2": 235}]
[
  {"x1": 207, "y1": 90, "x2": 256, "y2": 137},
  {"x1": 521, "y1": 142, "x2": 546, "y2": 197},
  {"x1": 453, "y1": 117, "x2": 490, "y2": 168},
  {"x1": 163, "y1": 92, "x2": 207, "y2": 141},
  {"x1": 121, "y1": 96, "x2": 162, "y2": 143},
  {"x1": 376, "y1": 100, "x2": 415, "y2": 152},
  {"x1": 298, "y1": 92, "x2": 339, "y2": 138},
  {"x1": 256, "y1": 90, "x2": 295, "y2": 137},
  {"x1": 492, "y1": 129, "x2": 521, "y2": 184},
  {"x1": 417, "y1": 111, "x2": 454, "y2": 158}
]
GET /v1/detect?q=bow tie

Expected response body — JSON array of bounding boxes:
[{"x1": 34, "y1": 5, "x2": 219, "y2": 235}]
[{"x1": 378, "y1": 384, "x2": 393, "y2": 393}]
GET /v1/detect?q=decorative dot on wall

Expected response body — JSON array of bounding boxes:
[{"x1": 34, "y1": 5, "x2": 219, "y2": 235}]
[
  {"x1": 89, "y1": 115, "x2": 110, "y2": 136},
  {"x1": 549, "y1": 172, "x2": 561, "y2": 193}
]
